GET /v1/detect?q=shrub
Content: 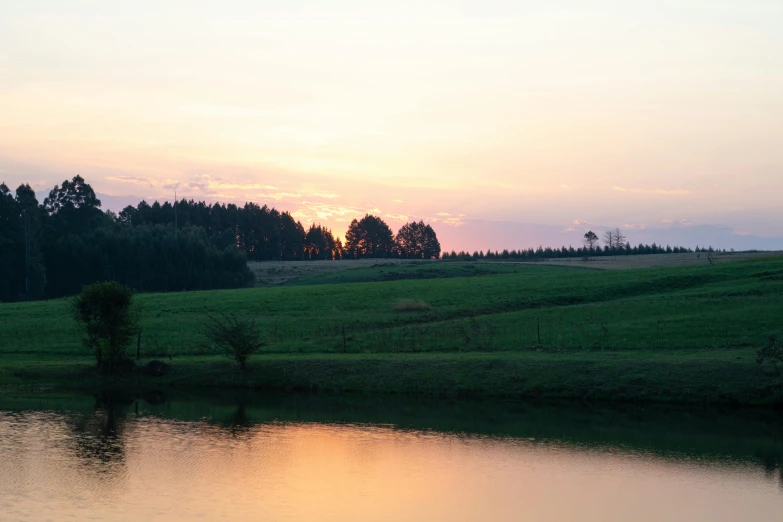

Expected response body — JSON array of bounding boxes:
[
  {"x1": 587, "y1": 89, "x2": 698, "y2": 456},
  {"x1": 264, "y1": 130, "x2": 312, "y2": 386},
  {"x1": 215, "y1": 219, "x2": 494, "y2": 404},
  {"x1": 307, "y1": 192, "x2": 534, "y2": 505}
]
[
  {"x1": 757, "y1": 335, "x2": 783, "y2": 375},
  {"x1": 393, "y1": 299, "x2": 431, "y2": 311},
  {"x1": 203, "y1": 313, "x2": 265, "y2": 369},
  {"x1": 70, "y1": 282, "x2": 141, "y2": 371}
]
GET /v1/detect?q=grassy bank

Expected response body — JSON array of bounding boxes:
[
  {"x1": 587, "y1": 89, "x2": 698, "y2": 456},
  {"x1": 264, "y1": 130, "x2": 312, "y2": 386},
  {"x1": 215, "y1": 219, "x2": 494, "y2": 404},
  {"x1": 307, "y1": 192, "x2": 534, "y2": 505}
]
[
  {"x1": 1, "y1": 349, "x2": 781, "y2": 405},
  {"x1": 1, "y1": 257, "x2": 782, "y2": 404}
]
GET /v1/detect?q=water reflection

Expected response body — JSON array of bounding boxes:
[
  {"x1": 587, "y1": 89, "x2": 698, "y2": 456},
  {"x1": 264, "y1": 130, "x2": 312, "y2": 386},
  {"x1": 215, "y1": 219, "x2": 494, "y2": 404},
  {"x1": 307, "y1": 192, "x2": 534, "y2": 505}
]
[
  {"x1": 63, "y1": 392, "x2": 131, "y2": 469},
  {"x1": 0, "y1": 392, "x2": 782, "y2": 521}
]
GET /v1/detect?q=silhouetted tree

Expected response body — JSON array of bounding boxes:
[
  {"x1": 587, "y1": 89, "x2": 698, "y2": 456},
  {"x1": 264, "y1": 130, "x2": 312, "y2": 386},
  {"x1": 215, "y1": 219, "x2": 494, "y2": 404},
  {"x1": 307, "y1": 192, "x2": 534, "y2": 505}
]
[
  {"x1": 344, "y1": 214, "x2": 395, "y2": 258},
  {"x1": 43, "y1": 175, "x2": 104, "y2": 234},
  {"x1": 583, "y1": 230, "x2": 599, "y2": 251},
  {"x1": 394, "y1": 221, "x2": 441, "y2": 259},
  {"x1": 304, "y1": 224, "x2": 343, "y2": 260},
  {"x1": 603, "y1": 228, "x2": 627, "y2": 250}
]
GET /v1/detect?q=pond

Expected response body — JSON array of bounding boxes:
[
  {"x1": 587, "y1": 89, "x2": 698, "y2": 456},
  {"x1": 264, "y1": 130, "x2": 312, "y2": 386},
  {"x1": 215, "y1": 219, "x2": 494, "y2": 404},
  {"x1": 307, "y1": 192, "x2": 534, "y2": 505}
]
[{"x1": 1, "y1": 392, "x2": 782, "y2": 521}]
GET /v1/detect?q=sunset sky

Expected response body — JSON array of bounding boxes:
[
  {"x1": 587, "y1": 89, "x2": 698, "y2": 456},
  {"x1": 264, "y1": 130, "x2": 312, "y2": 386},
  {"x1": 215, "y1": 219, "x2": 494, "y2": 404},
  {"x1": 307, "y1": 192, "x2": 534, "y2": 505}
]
[{"x1": 1, "y1": 1, "x2": 782, "y2": 250}]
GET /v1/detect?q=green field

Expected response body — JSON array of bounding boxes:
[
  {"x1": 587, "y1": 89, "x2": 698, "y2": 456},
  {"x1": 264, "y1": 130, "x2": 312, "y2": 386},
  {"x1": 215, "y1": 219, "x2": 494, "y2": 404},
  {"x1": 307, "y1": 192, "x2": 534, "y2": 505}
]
[{"x1": 1, "y1": 257, "x2": 782, "y2": 403}]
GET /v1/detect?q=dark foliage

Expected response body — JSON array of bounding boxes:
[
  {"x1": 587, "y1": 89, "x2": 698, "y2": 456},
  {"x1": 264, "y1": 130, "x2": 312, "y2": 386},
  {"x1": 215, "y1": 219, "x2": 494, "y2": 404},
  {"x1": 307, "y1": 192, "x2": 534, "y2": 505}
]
[
  {"x1": 203, "y1": 313, "x2": 266, "y2": 369},
  {"x1": 583, "y1": 230, "x2": 599, "y2": 250},
  {"x1": 442, "y1": 243, "x2": 700, "y2": 261},
  {"x1": 757, "y1": 335, "x2": 783, "y2": 375},
  {"x1": 345, "y1": 214, "x2": 395, "y2": 258},
  {"x1": 70, "y1": 282, "x2": 140, "y2": 370},
  {"x1": 395, "y1": 220, "x2": 441, "y2": 259},
  {"x1": 0, "y1": 176, "x2": 256, "y2": 301}
]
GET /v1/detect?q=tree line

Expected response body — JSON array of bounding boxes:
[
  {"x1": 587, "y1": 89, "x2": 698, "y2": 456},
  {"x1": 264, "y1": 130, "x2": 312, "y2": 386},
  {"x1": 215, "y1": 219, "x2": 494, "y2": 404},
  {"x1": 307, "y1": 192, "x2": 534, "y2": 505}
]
[
  {"x1": 0, "y1": 174, "x2": 725, "y2": 303},
  {"x1": 118, "y1": 197, "x2": 441, "y2": 260},
  {"x1": 443, "y1": 229, "x2": 708, "y2": 261},
  {"x1": 0, "y1": 177, "x2": 254, "y2": 301},
  {"x1": 0, "y1": 176, "x2": 442, "y2": 302}
]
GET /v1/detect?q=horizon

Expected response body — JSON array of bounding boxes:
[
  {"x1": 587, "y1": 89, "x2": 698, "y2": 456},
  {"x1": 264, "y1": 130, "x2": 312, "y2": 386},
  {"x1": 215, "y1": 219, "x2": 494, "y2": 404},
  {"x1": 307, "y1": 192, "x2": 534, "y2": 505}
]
[
  {"x1": 2, "y1": 1, "x2": 782, "y2": 251},
  {"x1": 18, "y1": 186, "x2": 783, "y2": 252}
]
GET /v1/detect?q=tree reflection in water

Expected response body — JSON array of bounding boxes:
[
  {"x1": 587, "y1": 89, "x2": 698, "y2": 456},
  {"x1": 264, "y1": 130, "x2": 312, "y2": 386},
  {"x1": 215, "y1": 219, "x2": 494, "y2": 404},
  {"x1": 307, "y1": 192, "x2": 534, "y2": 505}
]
[{"x1": 63, "y1": 392, "x2": 133, "y2": 470}]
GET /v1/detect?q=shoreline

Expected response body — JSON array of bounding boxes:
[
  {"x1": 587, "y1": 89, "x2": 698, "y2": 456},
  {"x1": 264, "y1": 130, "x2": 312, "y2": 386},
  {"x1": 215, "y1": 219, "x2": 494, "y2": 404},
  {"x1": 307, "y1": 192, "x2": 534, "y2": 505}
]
[{"x1": 2, "y1": 350, "x2": 781, "y2": 407}]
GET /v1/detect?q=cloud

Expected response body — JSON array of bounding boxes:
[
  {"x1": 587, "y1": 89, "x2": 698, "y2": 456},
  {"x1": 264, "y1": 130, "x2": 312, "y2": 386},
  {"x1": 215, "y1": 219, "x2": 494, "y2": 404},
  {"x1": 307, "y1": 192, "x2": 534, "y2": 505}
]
[
  {"x1": 623, "y1": 223, "x2": 648, "y2": 230},
  {"x1": 291, "y1": 202, "x2": 375, "y2": 224},
  {"x1": 255, "y1": 191, "x2": 302, "y2": 201},
  {"x1": 559, "y1": 184, "x2": 571, "y2": 190},
  {"x1": 432, "y1": 214, "x2": 466, "y2": 227},
  {"x1": 215, "y1": 182, "x2": 279, "y2": 191},
  {"x1": 613, "y1": 186, "x2": 690, "y2": 195},
  {"x1": 106, "y1": 175, "x2": 155, "y2": 186},
  {"x1": 188, "y1": 182, "x2": 211, "y2": 192},
  {"x1": 385, "y1": 213, "x2": 408, "y2": 221},
  {"x1": 180, "y1": 105, "x2": 268, "y2": 118},
  {"x1": 392, "y1": 199, "x2": 403, "y2": 203}
]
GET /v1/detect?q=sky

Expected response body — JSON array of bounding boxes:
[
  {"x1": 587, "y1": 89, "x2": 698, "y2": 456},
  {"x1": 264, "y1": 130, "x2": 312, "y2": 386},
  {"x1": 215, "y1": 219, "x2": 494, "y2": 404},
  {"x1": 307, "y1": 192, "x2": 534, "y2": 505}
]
[{"x1": 1, "y1": 1, "x2": 782, "y2": 250}]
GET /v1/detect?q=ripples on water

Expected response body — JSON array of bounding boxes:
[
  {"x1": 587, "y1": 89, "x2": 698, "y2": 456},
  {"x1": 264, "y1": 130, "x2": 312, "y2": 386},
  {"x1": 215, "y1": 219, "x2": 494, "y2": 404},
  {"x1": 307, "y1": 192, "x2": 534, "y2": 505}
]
[{"x1": 0, "y1": 395, "x2": 782, "y2": 522}]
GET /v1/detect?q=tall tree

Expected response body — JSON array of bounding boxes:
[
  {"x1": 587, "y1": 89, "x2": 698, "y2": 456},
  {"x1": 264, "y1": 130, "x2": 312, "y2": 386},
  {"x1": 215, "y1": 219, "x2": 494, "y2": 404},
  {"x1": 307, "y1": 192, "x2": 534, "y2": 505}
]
[
  {"x1": 0, "y1": 183, "x2": 22, "y2": 301},
  {"x1": 344, "y1": 214, "x2": 395, "y2": 258},
  {"x1": 16, "y1": 184, "x2": 46, "y2": 299},
  {"x1": 304, "y1": 224, "x2": 342, "y2": 260},
  {"x1": 583, "y1": 230, "x2": 599, "y2": 251},
  {"x1": 43, "y1": 175, "x2": 104, "y2": 235},
  {"x1": 394, "y1": 221, "x2": 441, "y2": 259},
  {"x1": 603, "y1": 228, "x2": 627, "y2": 250},
  {"x1": 613, "y1": 228, "x2": 627, "y2": 250}
]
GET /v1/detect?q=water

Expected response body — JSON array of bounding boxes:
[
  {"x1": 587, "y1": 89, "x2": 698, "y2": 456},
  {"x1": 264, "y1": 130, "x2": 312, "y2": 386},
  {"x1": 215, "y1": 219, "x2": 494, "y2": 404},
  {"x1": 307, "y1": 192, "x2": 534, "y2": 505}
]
[{"x1": 0, "y1": 392, "x2": 782, "y2": 521}]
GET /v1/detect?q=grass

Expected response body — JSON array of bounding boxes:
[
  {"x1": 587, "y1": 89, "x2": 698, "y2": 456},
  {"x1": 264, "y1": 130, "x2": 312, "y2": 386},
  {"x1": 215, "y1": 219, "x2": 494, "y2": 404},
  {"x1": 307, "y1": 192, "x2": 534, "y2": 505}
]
[
  {"x1": 393, "y1": 299, "x2": 431, "y2": 311},
  {"x1": 285, "y1": 260, "x2": 579, "y2": 286},
  {"x1": 524, "y1": 250, "x2": 782, "y2": 270},
  {"x1": 0, "y1": 350, "x2": 779, "y2": 405},
  {"x1": 1, "y1": 257, "x2": 782, "y2": 404}
]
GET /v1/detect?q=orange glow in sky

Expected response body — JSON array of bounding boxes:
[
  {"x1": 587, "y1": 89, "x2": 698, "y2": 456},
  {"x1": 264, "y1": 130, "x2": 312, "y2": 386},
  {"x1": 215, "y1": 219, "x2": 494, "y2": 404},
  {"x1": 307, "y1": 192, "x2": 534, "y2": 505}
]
[{"x1": 1, "y1": 1, "x2": 782, "y2": 249}]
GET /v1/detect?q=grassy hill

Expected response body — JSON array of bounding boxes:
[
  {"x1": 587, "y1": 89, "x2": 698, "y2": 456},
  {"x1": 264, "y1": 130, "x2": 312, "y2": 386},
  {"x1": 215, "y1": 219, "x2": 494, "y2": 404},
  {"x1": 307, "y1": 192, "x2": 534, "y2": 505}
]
[{"x1": 1, "y1": 256, "x2": 782, "y2": 403}]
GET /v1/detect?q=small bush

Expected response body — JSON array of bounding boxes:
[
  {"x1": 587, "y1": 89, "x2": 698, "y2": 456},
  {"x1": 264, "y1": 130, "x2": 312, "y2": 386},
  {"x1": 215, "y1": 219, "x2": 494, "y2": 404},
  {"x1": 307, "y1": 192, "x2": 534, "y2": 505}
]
[
  {"x1": 203, "y1": 313, "x2": 265, "y2": 369},
  {"x1": 757, "y1": 335, "x2": 783, "y2": 375},
  {"x1": 393, "y1": 299, "x2": 431, "y2": 311}
]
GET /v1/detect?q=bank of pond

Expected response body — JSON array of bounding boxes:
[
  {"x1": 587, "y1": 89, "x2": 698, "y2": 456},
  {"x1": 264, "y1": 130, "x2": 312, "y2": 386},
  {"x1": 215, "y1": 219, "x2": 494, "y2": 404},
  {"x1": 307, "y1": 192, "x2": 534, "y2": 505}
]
[{"x1": 2, "y1": 349, "x2": 782, "y2": 406}]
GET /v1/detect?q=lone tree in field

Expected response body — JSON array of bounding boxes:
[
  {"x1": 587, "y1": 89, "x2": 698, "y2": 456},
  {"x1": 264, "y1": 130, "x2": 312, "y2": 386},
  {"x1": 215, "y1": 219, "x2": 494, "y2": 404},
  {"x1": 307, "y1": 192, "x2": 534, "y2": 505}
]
[
  {"x1": 583, "y1": 230, "x2": 599, "y2": 251},
  {"x1": 70, "y1": 282, "x2": 140, "y2": 371},
  {"x1": 203, "y1": 313, "x2": 265, "y2": 369},
  {"x1": 394, "y1": 221, "x2": 441, "y2": 259}
]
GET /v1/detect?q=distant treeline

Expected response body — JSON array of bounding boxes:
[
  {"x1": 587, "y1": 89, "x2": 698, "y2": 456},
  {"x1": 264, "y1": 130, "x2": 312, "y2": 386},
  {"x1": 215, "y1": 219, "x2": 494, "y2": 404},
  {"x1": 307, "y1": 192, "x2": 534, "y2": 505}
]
[
  {"x1": 1, "y1": 175, "x2": 730, "y2": 303},
  {"x1": 443, "y1": 244, "x2": 711, "y2": 261},
  {"x1": 118, "y1": 199, "x2": 440, "y2": 261},
  {"x1": 0, "y1": 177, "x2": 254, "y2": 301},
  {"x1": 0, "y1": 176, "x2": 441, "y2": 302}
]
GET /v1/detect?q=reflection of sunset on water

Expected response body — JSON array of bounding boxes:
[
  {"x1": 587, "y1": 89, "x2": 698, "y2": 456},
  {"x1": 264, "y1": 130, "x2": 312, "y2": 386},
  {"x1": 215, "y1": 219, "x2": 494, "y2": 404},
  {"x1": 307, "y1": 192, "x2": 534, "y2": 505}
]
[{"x1": 2, "y1": 410, "x2": 781, "y2": 522}]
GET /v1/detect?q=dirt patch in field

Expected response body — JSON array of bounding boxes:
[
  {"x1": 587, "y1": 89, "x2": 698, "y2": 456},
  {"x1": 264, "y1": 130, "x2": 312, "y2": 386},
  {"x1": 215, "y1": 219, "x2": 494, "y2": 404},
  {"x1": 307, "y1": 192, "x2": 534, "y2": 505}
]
[
  {"x1": 248, "y1": 259, "x2": 420, "y2": 286},
  {"x1": 510, "y1": 251, "x2": 783, "y2": 270}
]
